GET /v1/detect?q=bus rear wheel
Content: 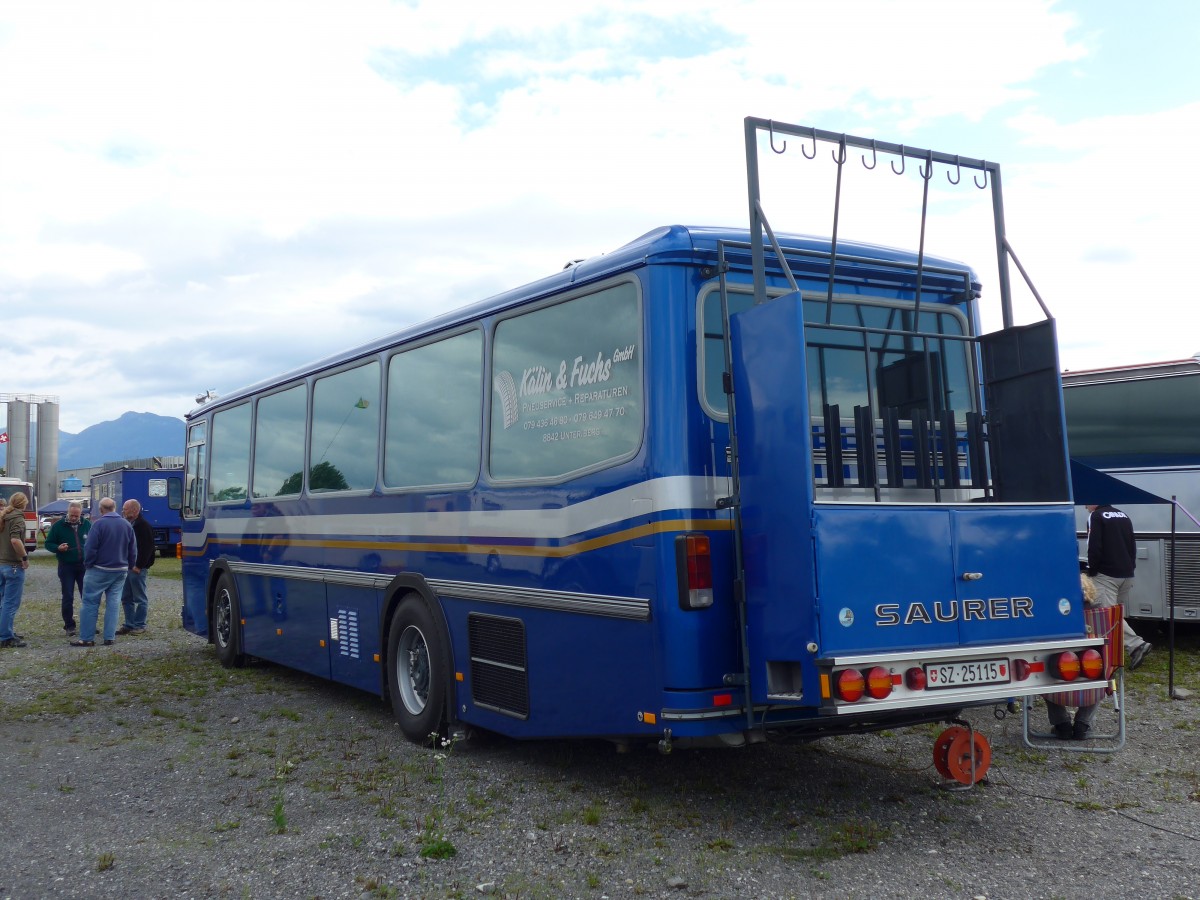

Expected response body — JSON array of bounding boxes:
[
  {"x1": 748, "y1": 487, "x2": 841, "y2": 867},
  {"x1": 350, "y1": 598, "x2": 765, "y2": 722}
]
[
  {"x1": 213, "y1": 573, "x2": 246, "y2": 668},
  {"x1": 387, "y1": 595, "x2": 448, "y2": 743}
]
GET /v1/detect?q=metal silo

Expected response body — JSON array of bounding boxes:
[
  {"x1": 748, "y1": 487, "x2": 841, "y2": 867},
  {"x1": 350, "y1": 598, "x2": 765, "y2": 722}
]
[
  {"x1": 36, "y1": 400, "x2": 60, "y2": 506},
  {"x1": 5, "y1": 399, "x2": 30, "y2": 482}
]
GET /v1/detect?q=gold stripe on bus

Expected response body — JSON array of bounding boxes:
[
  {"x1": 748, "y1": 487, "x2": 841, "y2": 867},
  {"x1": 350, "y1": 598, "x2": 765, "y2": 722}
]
[{"x1": 182, "y1": 517, "x2": 732, "y2": 558}]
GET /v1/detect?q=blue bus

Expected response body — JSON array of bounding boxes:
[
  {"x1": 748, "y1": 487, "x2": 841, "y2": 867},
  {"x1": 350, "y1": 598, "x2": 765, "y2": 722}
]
[
  {"x1": 181, "y1": 119, "x2": 1103, "y2": 776},
  {"x1": 90, "y1": 467, "x2": 184, "y2": 557}
]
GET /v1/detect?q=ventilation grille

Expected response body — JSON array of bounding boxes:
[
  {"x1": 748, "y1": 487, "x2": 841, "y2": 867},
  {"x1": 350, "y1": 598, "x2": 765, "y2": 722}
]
[
  {"x1": 1165, "y1": 541, "x2": 1200, "y2": 608},
  {"x1": 336, "y1": 609, "x2": 361, "y2": 659},
  {"x1": 468, "y1": 613, "x2": 529, "y2": 719}
]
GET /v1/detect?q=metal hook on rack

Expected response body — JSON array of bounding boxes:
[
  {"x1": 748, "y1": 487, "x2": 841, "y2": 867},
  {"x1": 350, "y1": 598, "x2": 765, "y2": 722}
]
[
  {"x1": 974, "y1": 163, "x2": 989, "y2": 190},
  {"x1": 832, "y1": 135, "x2": 847, "y2": 165},
  {"x1": 891, "y1": 144, "x2": 906, "y2": 175},
  {"x1": 918, "y1": 149, "x2": 934, "y2": 181},
  {"x1": 768, "y1": 120, "x2": 786, "y2": 154},
  {"x1": 947, "y1": 155, "x2": 961, "y2": 185},
  {"x1": 801, "y1": 131, "x2": 817, "y2": 159},
  {"x1": 862, "y1": 139, "x2": 877, "y2": 170}
]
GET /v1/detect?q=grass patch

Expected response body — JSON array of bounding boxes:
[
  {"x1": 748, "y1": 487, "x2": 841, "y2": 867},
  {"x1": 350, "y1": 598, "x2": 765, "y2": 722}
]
[
  {"x1": 0, "y1": 585, "x2": 281, "y2": 725},
  {"x1": 355, "y1": 875, "x2": 399, "y2": 898},
  {"x1": 271, "y1": 794, "x2": 287, "y2": 833},
  {"x1": 418, "y1": 831, "x2": 457, "y2": 860},
  {"x1": 772, "y1": 820, "x2": 891, "y2": 862}
]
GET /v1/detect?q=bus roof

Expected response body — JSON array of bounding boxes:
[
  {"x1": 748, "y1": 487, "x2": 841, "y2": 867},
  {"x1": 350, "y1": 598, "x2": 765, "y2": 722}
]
[
  {"x1": 1062, "y1": 356, "x2": 1200, "y2": 383},
  {"x1": 188, "y1": 224, "x2": 979, "y2": 420}
]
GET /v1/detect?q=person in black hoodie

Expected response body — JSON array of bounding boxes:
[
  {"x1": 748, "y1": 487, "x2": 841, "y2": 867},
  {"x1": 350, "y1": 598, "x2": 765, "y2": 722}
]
[
  {"x1": 1085, "y1": 503, "x2": 1152, "y2": 670},
  {"x1": 116, "y1": 499, "x2": 156, "y2": 635}
]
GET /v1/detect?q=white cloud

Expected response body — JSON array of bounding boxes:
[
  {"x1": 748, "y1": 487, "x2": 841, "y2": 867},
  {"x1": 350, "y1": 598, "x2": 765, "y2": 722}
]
[{"x1": 0, "y1": 0, "x2": 1194, "y2": 435}]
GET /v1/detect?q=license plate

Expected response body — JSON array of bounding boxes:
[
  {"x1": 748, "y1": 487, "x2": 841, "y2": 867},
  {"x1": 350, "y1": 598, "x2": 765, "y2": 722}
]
[{"x1": 925, "y1": 658, "x2": 1009, "y2": 689}]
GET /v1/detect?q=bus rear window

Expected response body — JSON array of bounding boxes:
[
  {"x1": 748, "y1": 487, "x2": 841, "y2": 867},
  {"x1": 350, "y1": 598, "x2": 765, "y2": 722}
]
[{"x1": 701, "y1": 288, "x2": 974, "y2": 421}]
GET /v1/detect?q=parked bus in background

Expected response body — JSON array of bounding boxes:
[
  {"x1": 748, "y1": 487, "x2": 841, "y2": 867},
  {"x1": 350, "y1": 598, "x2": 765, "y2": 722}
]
[
  {"x1": 0, "y1": 477, "x2": 38, "y2": 552},
  {"x1": 1063, "y1": 355, "x2": 1200, "y2": 623},
  {"x1": 89, "y1": 467, "x2": 184, "y2": 557},
  {"x1": 180, "y1": 120, "x2": 1103, "y2": 779}
]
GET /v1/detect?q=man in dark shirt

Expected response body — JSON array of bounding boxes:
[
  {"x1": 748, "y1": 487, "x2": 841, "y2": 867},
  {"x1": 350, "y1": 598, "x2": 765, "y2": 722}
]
[
  {"x1": 1086, "y1": 503, "x2": 1152, "y2": 669},
  {"x1": 117, "y1": 499, "x2": 156, "y2": 636}
]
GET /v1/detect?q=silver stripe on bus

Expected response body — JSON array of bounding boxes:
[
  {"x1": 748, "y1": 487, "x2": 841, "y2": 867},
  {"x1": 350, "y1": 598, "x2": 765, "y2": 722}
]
[
  {"x1": 182, "y1": 474, "x2": 730, "y2": 547},
  {"x1": 224, "y1": 562, "x2": 651, "y2": 621},
  {"x1": 659, "y1": 708, "x2": 745, "y2": 721},
  {"x1": 227, "y1": 561, "x2": 394, "y2": 590},
  {"x1": 430, "y1": 578, "x2": 650, "y2": 620}
]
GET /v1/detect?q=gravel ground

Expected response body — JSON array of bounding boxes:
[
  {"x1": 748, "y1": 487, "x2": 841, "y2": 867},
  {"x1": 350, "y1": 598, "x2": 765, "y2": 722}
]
[{"x1": 1, "y1": 555, "x2": 1198, "y2": 900}]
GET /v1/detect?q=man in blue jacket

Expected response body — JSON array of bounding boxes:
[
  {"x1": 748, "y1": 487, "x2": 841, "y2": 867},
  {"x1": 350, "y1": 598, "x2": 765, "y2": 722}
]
[{"x1": 71, "y1": 497, "x2": 136, "y2": 648}]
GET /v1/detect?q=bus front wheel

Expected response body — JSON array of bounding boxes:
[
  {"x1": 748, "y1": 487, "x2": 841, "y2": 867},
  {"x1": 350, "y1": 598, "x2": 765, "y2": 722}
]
[
  {"x1": 213, "y1": 573, "x2": 246, "y2": 668},
  {"x1": 387, "y1": 595, "x2": 448, "y2": 743}
]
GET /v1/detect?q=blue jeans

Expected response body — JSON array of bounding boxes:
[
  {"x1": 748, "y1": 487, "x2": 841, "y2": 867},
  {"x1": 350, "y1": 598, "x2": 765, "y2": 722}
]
[
  {"x1": 58, "y1": 561, "x2": 85, "y2": 630},
  {"x1": 121, "y1": 569, "x2": 149, "y2": 630},
  {"x1": 0, "y1": 564, "x2": 26, "y2": 641},
  {"x1": 79, "y1": 568, "x2": 127, "y2": 643}
]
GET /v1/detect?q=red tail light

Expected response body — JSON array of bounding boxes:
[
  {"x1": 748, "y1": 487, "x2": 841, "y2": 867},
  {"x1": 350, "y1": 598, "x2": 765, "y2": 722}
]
[
  {"x1": 866, "y1": 666, "x2": 893, "y2": 699},
  {"x1": 836, "y1": 669, "x2": 865, "y2": 702},
  {"x1": 674, "y1": 534, "x2": 713, "y2": 610},
  {"x1": 1080, "y1": 648, "x2": 1104, "y2": 679},
  {"x1": 1013, "y1": 659, "x2": 1032, "y2": 681},
  {"x1": 1052, "y1": 651, "x2": 1081, "y2": 681},
  {"x1": 905, "y1": 667, "x2": 927, "y2": 690}
]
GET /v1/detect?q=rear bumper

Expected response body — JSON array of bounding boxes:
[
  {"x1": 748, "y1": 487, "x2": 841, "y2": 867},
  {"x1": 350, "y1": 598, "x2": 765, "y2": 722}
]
[{"x1": 814, "y1": 636, "x2": 1108, "y2": 715}]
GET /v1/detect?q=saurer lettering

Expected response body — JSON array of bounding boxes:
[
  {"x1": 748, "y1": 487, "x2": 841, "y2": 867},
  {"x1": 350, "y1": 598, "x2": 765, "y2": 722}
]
[{"x1": 874, "y1": 597, "x2": 1034, "y2": 626}]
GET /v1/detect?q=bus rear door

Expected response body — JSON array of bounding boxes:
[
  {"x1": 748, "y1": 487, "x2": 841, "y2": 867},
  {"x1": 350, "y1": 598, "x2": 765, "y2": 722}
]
[{"x1": 728, "y1": 292, "x2": 1084, "y2": 710}]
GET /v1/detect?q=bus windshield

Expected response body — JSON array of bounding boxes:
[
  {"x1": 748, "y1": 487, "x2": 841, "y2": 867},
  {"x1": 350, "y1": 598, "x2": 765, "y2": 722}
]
[{"x1": 0, "y1": 481, "x2": 34, "y2": 504}]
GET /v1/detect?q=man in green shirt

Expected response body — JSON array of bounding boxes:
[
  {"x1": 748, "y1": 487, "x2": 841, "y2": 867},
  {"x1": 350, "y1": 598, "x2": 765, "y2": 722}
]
[{"x1": 45, "y1": 501, "x2": 91, "y2": 636}]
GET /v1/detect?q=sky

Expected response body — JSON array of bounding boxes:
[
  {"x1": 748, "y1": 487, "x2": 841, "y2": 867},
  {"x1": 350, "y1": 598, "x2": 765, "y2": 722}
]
[{"x1": 2, "y1": 0, "x2": 1199, "y2": 434}]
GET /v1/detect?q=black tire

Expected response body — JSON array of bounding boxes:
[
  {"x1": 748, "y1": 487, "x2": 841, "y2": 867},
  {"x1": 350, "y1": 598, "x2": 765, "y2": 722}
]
[
  {"x1": 212, "y1": 572, "x2": 246, "y2": 668},
  {"x1": 387, "y1": 594, "x2": 449, "y2": 743}
]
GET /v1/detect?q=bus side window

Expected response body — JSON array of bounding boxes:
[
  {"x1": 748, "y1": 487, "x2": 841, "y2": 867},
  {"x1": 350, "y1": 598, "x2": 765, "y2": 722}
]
[
  {"x1": 310, "y1": 362, "x2": 380, "y2": 493},
  {"x1": 184, "y1": 421, "x2": 208, "y2": 518},
  {"x1": 209, "y1": 404, "x2": 251, "y2": 503}
]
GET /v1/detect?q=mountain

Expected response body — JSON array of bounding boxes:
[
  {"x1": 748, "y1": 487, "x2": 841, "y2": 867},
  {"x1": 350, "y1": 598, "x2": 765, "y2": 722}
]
[
  {"x1": 1, "y1": 412, "x2": 185, "y2": 472},
  {"x1": 59, "y1": 412, "x2": 186, "y2": 469}
]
